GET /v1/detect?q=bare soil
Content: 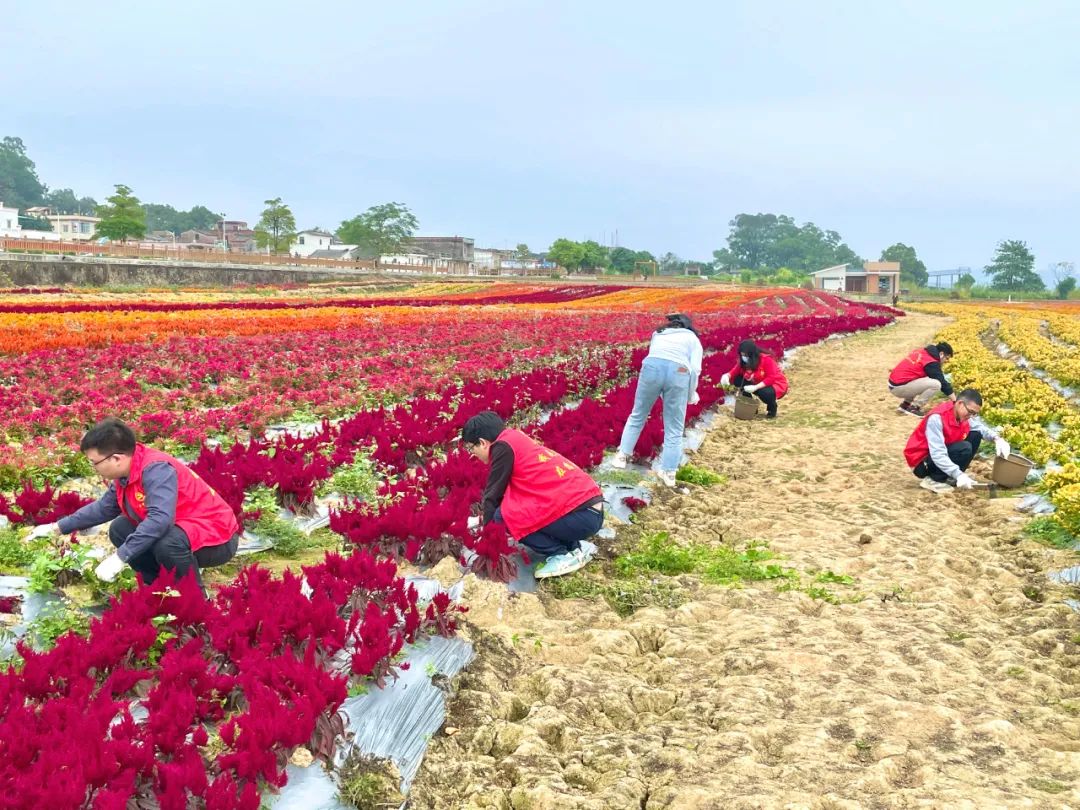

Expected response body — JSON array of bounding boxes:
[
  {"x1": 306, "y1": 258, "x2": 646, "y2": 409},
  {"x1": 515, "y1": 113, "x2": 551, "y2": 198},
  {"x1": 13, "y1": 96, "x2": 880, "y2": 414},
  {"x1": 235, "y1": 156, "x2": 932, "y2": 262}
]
[{"x1": 409, "y1": 312, "x2": 1080, "y2": 810}]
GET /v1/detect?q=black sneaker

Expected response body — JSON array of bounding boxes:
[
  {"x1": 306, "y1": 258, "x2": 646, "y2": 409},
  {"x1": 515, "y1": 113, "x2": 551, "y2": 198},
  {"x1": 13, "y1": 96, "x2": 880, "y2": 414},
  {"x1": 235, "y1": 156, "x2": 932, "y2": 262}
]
[{"x1": 766, "y1": 411, "x2": 777, "y2": 419}]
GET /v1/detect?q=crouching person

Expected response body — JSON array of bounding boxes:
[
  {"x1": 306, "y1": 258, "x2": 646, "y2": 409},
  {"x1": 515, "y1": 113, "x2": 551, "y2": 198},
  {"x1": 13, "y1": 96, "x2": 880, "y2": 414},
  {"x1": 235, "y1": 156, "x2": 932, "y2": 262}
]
[
  {"x1": 38, "y1": 417, "x2": 240, "y2": 590},
  {"x1": 462, "y1": 411, "x2": 603, "y2": 579},
  {"x1": 903, "y1": 389, "x2": 1010, "y2": 493}
]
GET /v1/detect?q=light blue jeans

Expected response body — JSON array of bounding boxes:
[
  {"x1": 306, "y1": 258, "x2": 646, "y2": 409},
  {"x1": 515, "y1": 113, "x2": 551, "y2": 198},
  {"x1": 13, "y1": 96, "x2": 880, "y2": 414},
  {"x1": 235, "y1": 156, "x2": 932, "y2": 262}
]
[{"x1": 617, "y1": 357, "x2": 691, "y2": 472}]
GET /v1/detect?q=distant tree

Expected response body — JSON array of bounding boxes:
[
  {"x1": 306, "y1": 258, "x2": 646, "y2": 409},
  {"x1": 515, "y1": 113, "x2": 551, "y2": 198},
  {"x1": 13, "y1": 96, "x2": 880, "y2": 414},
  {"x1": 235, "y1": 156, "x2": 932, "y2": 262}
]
[
  {"x1": 985, "y1": 240, "x2": 1043, "y2": 291},
  {"x1": 95, "y1": 185, "x2": 146, "y2": 241},
  {"x1": 547, "y1": 238, "x2": 586, "y2": 272},
  {"x1": 711, "y1": 247, "x2": 738, "y2": 273},
  {"x1": 880, "y1": 243, "x2": 928, "y2": 287},
  {"x1": 1052, "y1": 261, "x2": 1076, "y2": 299},
  {"x1": 607, "y1": 246, "x2": 655, "y2": 274},
  {"x1": 336, "y1": 202, "x2": 418, "y2": 256},
  {"x1": 720, "y1": 213, "x2": 861, "y2": 273},
  {"x1": 956, "y1": 272, "x2": 977, "y2": 289},
  {"x1": 579, "y1": 240, "x2": 609, "y2": 271},
  {"x1": 45, "y1": 187, "x2": 97, "y2": 215},
  {"x1": 144, "y1": 203, "x2": 221, "y2": 234},
  {"x1": 658, "y1": 252, "x2": 685, "y2": 275},
  {"x1": 514, "y1": 243, "x2": 531, "y2": 266},
  {"x1": 254, "y1": 197, "x2": 297, "y2": 253},
  {"x1": 0, "y1": 137, "x2": 46, "y2": 210}
]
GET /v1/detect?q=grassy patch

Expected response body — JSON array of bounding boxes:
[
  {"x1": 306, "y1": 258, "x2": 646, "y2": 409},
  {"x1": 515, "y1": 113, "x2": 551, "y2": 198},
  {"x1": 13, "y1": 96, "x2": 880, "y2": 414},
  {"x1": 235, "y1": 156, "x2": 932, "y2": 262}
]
[
  {"x1": 615, "y1": 532, "x2": 795, "y2": 585},
  {"x1": 543, "y1": 571, "x2": 685, "y2": 618},
  {"x1": 1024, "y1": 516, "x2": 1076, "y2": 549},
  {"x1": 674, "y1": 464, "x2": 728, "y2": 487},
  {"x1": 0, "y1": 527, "x2": 40, "y2": 573},
  {"x1": 252, "y1": 513, "x2": 313, "y2": 558},
  {"x1": 593, "y1": 469, "x2": 648, "y2": 486},
  {"x1": 1026, "y1": 777, "x2": 1070, "y2": 794}
]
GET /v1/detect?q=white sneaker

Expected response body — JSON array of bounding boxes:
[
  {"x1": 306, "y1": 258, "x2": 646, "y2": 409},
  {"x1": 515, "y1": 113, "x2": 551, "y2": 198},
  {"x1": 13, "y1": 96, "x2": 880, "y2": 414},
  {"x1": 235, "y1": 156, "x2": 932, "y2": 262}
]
[
  {"x1": 919, "y1": 478, "x2": 953, "y2": 494},
  {"x1": 534, "y1": 548, "x2": 588, "y2": 579},
  {"x1": 611, "y1": 451, "x2": 629, "y2": 469},
  {"x1": 658, "y1": 469, "x2": 678, "y2": 488}
]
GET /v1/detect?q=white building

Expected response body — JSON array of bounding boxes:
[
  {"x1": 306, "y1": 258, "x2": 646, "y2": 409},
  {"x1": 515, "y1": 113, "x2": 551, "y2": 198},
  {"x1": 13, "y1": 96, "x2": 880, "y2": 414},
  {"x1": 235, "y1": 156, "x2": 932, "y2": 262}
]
[
  {"x1": 0, "y1": 203, "x2": 20, "y2": 237},
  {"x1": 290, "y1": 229, "x2": 342, "y2": 257}
]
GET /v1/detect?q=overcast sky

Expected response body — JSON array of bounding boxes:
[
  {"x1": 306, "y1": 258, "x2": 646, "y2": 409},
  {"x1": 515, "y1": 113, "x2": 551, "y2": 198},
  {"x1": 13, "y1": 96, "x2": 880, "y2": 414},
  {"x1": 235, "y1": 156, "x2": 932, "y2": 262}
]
[{"x1": 4, "y1": 0, "x2": 1077, "y2": 276}]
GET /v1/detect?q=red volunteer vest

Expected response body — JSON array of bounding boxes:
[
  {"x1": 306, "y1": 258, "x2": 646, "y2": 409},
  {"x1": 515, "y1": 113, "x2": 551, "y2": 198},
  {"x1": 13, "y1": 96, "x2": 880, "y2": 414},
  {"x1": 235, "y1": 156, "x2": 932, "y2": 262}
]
[
  {"x1": 890, "y1": 348, "x2": 936, "y2": 386},
  {"x1": 116, "y1": 444, "x2": 239, "y2": 551},
  {"x1": 495, "y1": 429, "x2": 601, "y2": 539},
  {"x1": 903, "y1": 400, "x2": 970, "y2": 468},
  {"x1": 728, "y1": 354, "x2": 789, "y2": 398}
]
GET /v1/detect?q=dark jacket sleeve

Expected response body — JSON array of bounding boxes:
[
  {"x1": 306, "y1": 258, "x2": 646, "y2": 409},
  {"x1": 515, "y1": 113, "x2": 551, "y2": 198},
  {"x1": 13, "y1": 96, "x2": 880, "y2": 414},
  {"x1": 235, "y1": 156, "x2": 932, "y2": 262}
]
[
  {"x1": 923, "y1": 360, "x2": 953, "y2": 396},
  {"x1": 57, "y1": 484, "x2": 122, "y2": 534},
  {"x1": 481, "y1": 441, "x2": 514, "y2": 525},
  {"x1": 114, "y1": 462, "x2": 179, "y2": 563}
]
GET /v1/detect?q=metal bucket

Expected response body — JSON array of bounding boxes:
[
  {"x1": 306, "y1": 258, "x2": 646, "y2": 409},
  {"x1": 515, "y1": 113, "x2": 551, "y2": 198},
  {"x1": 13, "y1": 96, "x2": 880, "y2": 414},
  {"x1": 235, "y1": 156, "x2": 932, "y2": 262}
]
[
  {"x1": 733, "y1": 395, "x2": 759, "y2": 421},
  {"x1": 991, "y1": 453, "x2": 1034, "y2": 488}
]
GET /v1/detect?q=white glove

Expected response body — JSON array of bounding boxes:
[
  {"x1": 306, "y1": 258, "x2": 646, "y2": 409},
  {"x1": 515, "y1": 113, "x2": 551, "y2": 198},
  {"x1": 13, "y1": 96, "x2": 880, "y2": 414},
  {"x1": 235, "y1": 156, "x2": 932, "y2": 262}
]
[
  {"x1": 720, "y1": 373, "x2": 731, "y2": 387},
  {"x1": 994, "y1": 437, "x2": 1010, "y2": 459},
  {"x1": 743, "y1": 383, "x2": 763, "y2": 394},
  {"x1": 466, "y1": 516, "x2": 481, "y2": 530},
  {"x1": 954, "y1": 473, "x2": 975, "y2": 490},
  {"x1": 25, "y1": 522, "x2": 59, "y2": 541},
  {"x1": 688, "y1": 390, "x2": 700, "y2": 405},
  {"x1": 94, "y1": 552, "x2": 126, "y2": 582}
]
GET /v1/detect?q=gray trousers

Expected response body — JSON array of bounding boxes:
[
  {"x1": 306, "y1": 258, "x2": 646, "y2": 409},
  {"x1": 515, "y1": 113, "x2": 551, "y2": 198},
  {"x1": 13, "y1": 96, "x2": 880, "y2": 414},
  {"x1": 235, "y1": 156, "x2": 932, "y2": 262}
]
[{"x1": 889, "y1": 377, "x2": 941, "y2": 406}]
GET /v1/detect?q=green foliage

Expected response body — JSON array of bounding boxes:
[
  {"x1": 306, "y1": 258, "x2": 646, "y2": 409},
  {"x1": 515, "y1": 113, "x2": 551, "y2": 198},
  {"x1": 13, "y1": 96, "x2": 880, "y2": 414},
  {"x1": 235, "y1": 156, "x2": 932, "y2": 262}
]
[
  {"x1": 95, "y1": 184, "x2": 147, "y2": 241},
  {"x1": 721, "y1": 213, "x2": 862, "y2": 274},
  {"x1": 336, "y1": 752, "x2": 403, "y2": 809},
  {"x1": 609, "y1": 246, "x2": 657, "y2": 274},
  {"x1": 1024, "y1": 515, "x2": 1075, "y2": 549},
  {"x1": 18, "y1": 214, "x2": 52, "y2": 231},
  {"x1": 880, "y1": 242, "x2": 928, "y2": 287},
  {"x1": 44, "y1": 187, "x2": 98, "y2": 215},
  {"x1": 253, "y1": 512, "x2": 309, "y2": 558},
  {"x1": 543, "y1": 570, "x2": 686, "y2": 617},
  {"x1": 336, "y1": 202, "x2": 418, "y2": 257},
  {"x1": 675, "y1": 464, "x2": 727, "y2": 487},
  {"x1": 592, "y1": 468, "x2": 646, "y2": 486},
  {"x1": 254, "y1": 197, "x2": 297, "y2": 253},
  {"x1": 985, "y1": 239, "x2": 1044, "y2": 291},
  {"x1": 329, "y1": 451, "x2": 380, "y2": 501},
  {"x1": 143, "y1": 202, "x2": 220, "y2": 235},
  {"x1": 25, "y1": 602, "x2": 90, "y2": 650},
  {"x1": 615, "y1": 532, "x2": 796, "y2": 585},
  {"x1": 0, "y1": 527, "x2": 41, "y2": 573},
  {"x1": 547, "y1": 238, "x2": 587, "y2": 271},
  {"x1": 514, "y1": 243, "x2": 532, "y2": 265},
  {"x1": 956, "y1": 272, "x2": 977, "y2": 289},
  {"x1": 27, "y1": 536, "x2": 96, "y2": 593},
  {"x1": 1056, "y1": 276, "x2": 1077, "y2": 300},
  {"x1": 0, "y1": 136, "x2": 46, "y2": 209}
]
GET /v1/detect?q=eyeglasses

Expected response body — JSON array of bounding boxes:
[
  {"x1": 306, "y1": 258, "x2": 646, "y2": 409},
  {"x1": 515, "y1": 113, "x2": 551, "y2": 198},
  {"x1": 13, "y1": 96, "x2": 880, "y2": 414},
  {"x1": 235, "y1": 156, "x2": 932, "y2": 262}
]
[
  {"x1": 958, "y1": 401, "x2": 981, "y2": 417},
  {"x1": 88, "y1": 453, "x2": 117, "y2": 468}
]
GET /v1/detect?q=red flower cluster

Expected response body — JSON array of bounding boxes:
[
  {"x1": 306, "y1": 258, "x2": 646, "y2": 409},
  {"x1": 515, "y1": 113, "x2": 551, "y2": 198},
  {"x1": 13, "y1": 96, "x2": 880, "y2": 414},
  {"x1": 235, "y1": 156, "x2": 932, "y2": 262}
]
[{"x1": 0, "y1": 481, "x2": 92, "y2": 525}]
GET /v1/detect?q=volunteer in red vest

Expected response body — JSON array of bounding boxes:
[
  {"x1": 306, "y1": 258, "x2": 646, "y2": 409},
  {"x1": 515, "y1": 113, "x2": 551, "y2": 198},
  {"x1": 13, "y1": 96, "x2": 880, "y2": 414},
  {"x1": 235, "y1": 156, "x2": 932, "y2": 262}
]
[
  {"x1": 34, "y1": 417, "x2": 239, "y2": 587},
  {"x1": 720, "y1": 339, "x2": 788, "y2": 419},
  {"x1": 889, "y1": 342, "x2": 954, "y2": 416},
  {"x1": 462, "y1": 411, "x2": 603, "y2": 579},
  {"x1": 904, "y1": 389, "x2": 1010, "y2": 494}
]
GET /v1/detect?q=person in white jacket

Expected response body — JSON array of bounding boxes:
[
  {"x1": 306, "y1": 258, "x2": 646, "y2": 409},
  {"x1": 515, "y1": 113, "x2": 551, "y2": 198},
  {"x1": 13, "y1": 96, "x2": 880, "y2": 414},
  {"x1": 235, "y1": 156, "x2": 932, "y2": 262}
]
[{"x1": 612, "y1": 313, "x2": 703, "y2": 487}]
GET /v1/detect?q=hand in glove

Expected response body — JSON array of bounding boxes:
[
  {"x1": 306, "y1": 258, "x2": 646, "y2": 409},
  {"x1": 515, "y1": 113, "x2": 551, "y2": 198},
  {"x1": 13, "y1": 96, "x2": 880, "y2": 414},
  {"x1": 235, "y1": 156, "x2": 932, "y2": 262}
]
[
  {"x1": 25, "y1": 522, "x2": 59, "y2": 541},
  {"x1": 720, "y1": 373, "x2": 731, "y2": 387},
  {"x1": 688, "y1": 390, "x2": 700, "y2": 405},
  {"x1": 994, "y1": 437, "x2": 1011, "y2": 459},
  {"x1": 466, "y1": 515, "x2": 481, "y2": 530},
  {"x1": 954, "y1": 472, "x2": 976, "y2": 490},
  {"x1": 94, "y1": 552, "x2": 126, "y2": 583},
  {"x1": 743, "y1": 382, "x2": 764, "y2": 394}
]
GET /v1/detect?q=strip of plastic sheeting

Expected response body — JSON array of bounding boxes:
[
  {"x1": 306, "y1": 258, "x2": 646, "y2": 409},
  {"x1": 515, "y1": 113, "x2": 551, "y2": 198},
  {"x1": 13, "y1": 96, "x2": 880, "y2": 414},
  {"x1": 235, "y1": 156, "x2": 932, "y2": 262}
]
[
  {"x1": 268, "y1": 763, "x2": 350, "y2": 810},
  {"x1": 1016, "y1": 494, "x2": 1056, "y2": 515},
  {"x1": 1049, "y1": 566, "x2": 1080, "y2": 587},
  {"x1": 237, "y1": 529, "x2": 275, "y2": 555},
  {"x1": 335, "y1": 634, "x2": 475, "y2": 792},
  {"x1": 603, "y1": 483, "x2": 651, "y2": 523}
]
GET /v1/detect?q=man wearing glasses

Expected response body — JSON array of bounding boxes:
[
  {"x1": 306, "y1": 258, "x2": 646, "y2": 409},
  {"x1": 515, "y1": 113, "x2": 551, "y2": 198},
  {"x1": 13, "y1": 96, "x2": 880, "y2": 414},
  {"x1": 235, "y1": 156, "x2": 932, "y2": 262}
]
[
  {"x1": 903, "y1": 389, "x2": 1010, "y2": 494},
  {"x1": 33, "y1": 417, "x2": 239, "y2": 589}
]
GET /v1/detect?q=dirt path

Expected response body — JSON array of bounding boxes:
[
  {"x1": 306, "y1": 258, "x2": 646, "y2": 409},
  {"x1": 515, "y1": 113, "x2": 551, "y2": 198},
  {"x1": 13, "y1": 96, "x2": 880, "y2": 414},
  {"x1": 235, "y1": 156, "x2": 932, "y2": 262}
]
[{"x1": 410, "y1": 312, "x2": 1080, "y2": 810}]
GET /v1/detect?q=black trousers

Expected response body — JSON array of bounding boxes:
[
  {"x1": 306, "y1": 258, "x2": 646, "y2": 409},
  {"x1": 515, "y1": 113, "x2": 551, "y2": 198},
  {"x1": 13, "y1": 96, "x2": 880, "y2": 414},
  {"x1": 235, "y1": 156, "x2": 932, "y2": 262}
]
[
  {"x1": 109, "y1": 516, "x2": 239, "y2": 586},
  {"x1": 913, "y1": 430, "x2": 983, "y2": 483},
  {"x1": 494, "y1": 502, "x2": 604, "y2": 557},
  {"x1": 733, "y1": 374, "x2": 779, "y2": 416}
]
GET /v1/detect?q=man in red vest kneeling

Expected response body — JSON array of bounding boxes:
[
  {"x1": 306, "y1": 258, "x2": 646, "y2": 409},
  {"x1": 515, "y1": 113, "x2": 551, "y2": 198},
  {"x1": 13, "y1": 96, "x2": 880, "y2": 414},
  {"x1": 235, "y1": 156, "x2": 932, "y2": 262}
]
[
  {"x1": 462, "y1": 411, "x2": 603, "y2": 579},
  {"x1": 904, "y1": 389, "x2": 1010, "y2": 494},
  {"x1": 40, "y1": 418, "x2": 240, "y2": 590},
  {"x1": 889, "y1": 342, "x2": 954, "y2": 417}
]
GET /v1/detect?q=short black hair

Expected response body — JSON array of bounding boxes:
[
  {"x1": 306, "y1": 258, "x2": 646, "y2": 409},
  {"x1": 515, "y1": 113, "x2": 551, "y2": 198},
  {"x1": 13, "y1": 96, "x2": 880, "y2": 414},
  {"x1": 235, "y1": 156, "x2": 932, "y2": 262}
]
[
  {"x1": 936, "y1": 342, "x2": 955, "y2": 357},
  {"x1": 80, "y1": 418, "x2": 137, "y2": 455},
  {"x1": 461, "y1": 411, "x2": 506, "y2": 445},
  {"x1": 956, "y1": 388, "x2": 982, "y2": 407}
]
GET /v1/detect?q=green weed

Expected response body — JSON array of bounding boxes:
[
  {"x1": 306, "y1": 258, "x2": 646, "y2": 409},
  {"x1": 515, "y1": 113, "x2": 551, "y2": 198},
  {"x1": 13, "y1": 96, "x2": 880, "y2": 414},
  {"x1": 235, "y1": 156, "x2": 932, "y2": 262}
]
[{"x1": 674, "y1": 464, "x2": 728, "y2": 487}]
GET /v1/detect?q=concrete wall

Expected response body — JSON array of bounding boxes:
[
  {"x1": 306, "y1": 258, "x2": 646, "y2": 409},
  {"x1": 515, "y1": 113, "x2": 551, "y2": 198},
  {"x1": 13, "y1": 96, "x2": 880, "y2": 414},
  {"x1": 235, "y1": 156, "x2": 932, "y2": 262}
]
[{"x1": 0, "y1": 258, "x2": 374, "y2": 287}]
